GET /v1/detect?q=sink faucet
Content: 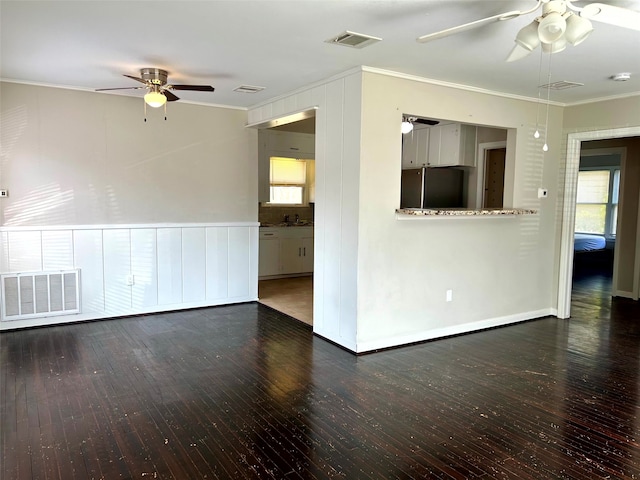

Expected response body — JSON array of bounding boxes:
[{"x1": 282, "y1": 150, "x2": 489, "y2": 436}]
[{"x1": 295, "y1": 214, "x2": 300, "y2": 224}]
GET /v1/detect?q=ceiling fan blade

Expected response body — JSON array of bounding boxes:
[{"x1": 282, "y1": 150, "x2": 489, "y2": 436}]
[
  {"x1": 580, "y1": 3, "x2": 640, "y2": 31},
  {"x1": 414, "y1": 118, "x2": 439, "y2": 126},
  {"x1": 164, "y1": 90, "x2": 180, "y2": 102},
  {"x1": 95, "y1": 86, "x2": 146, "y2": 91},
  {"x1": 123, "y1": 74, "x2": 149, "y2": 85},
  {"x1": 169, "y1": 85, "x2": 215, "y2": 92},
  {"x1": 417, "y1": 10, "x2": 524, "y2": 43},
  {"x1": 416, "y1": 0, "x2": 543, "y2": 43}
]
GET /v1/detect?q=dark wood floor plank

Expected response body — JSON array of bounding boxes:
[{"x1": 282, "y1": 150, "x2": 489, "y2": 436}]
[{"x1": 2, "y1": 269, "x2": 640, "y2": 479}]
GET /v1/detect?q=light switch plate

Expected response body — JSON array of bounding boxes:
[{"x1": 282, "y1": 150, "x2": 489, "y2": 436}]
[{"x1": 538, "y1": 188, "x2": 548, "y2": 199}]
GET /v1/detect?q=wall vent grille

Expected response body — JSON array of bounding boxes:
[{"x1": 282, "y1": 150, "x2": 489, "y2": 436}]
[{"x1": 1, "y1": 270, "x2": 80, "y2": 321}]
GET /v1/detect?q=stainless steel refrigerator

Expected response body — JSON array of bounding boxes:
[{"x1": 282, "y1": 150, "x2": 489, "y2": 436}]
[{"x1": 400, "y1": 167, "x2": 464, "y2": 209}]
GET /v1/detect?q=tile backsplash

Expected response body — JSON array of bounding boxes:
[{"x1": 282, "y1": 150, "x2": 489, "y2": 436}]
[{"x1": 259, "y1": 203, "x2": 314, "y2": 224}]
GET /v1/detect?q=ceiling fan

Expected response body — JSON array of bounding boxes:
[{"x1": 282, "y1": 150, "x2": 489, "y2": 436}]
[
  {"x1": 96, "y1": 68, "x2": 215, "y2": 108},
  {"x1": 402, "y1": 116, "x2": 439, "y2": 134},
  {"x1": 416, "y1": 1, "x2": 640, "y2": 61}
]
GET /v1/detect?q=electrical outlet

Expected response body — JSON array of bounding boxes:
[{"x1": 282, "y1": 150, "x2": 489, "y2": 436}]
[
  {"x1": 0, "y1": 189, "x2": 8, "y2": 198},
  {"x1": 446, "y1": 289, "x2": 453, "y2": 302}
]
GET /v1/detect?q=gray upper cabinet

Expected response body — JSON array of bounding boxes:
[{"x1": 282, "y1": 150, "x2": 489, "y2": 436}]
[{"x1": 427, "y1": 124, "x2": 477, "y2": 167}]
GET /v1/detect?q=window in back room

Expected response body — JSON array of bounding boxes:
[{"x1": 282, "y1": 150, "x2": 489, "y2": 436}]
[{"x1": 575, "y1": 167, "x2": 620, "y2": 237}]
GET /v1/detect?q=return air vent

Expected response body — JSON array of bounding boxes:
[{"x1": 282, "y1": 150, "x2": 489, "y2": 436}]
[
  {"x1": 538, "y1": 80, "x2": 584, "y2": 90},
  {"x1": 233, "y1": 85, "x2": 266, "y2": 94},
  {"x1": 325, "y1": 30, "x2": 382, "y2": 48},
  {"x1": 1, "y1": 270, "x2": 80, "y2": 321}
]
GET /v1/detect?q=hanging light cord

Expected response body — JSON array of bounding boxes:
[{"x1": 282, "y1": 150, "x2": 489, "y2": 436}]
[
  {"x1": 543, "y1": 50, "x2": 552, "y2": 152},
  {"x1": 534, "y1": 47, "x2": 544, "y2": 140}
]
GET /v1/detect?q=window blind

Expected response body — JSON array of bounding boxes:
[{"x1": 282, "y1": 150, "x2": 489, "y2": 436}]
[{"x1": 270, "y1": 157, "x2": 306, "y2": 185}]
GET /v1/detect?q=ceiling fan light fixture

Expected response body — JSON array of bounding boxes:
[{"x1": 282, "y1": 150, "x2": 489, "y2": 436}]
[
  {"x1": 401, "y1": 118, "x2": 414, "y2": 134},
  {"x1": 538, "y1": 12, "x2": 567, "y2": 43},
  {"x1": 144, "y1": 91, "x2": 167, "y2": 108},
  {"x1": 514, "y1": 20, "x2": 541, "y2": 51},
  {"x1": 564, "y1": 13, "x2": 593, "y2": 46},
  {"x1": 541, "y1": 36, "x2": 567, "y2": 54}
]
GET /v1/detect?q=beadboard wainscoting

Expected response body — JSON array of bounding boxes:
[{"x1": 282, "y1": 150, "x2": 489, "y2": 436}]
[{"x1": 0, "y1": 223, "x2": 259, "y2": 330}]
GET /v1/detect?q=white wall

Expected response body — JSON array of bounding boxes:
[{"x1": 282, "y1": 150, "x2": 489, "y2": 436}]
[
  {"x1": 0, "y1": 82, "x2": 257, "y2": 225},
  {"x1": 355, "y1": 71, "x2": 561, "y2": 351},
  {"x1": 249, "y1": 68, "x2": 563, "y2": 352},
  {"x1": 0, "y1": 82, "x2": 259, "y2": 329},
  {"x1": 561, "y1": 98, "x2": 640, "y2": 300},
  {"x1": 248, "y1": 70, "x2": 363, "y2": 351},
  {"x1": 0, "y1": 224, "x2": 258, "y2": 329}
]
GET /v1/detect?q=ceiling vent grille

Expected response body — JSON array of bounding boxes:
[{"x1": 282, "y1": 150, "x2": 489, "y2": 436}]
[
  {"x1": 325, "y1": 30, "x2": 382, "y2": 48},
  {"x1": 234, "y1": 85, "x2": 266, "y2": 94},
  {"x1": 538, "y1": 80, "x2": 584, "y2": 90}
]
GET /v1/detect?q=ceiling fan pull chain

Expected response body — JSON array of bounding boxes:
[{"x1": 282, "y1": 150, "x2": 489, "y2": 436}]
[
  {"x1": 534, "y1": 47, "x2": 544, "y2": 140},
  {"x1": 164, "y1": 102, "x2": 167, "y2": 121},
  {"x1": 144, "y1": 101, "x2": 147, "y2": 123},
  {"x1": 543, "y1": 51, "x2": 553, "y2": 152}
]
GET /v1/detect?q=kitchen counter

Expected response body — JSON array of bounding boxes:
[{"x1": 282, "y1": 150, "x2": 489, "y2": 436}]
[{"x1": 396, "y1": 208, "x2": 537, "y2": 218}]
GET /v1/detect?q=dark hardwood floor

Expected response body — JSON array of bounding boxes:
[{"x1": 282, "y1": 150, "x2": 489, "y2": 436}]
[{"x1": 2, "y1": 271, "x2": 639, "y2": 479}]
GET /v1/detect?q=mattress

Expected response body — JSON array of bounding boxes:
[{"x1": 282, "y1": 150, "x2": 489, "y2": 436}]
[{"x1": 574, "y1": 233, "x2": 606, "y2": 252}]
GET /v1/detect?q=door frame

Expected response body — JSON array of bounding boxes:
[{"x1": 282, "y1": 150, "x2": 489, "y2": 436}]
[{"x1": 557, "y1": 126, "x2": 640, "y2": 318}]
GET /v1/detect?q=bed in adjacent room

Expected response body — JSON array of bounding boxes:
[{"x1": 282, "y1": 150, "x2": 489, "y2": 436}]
[
  {"x1": 573, "y1": 233, "x2": 612, "y2": 274},
  {"x1": 574, "y1": 233, "x2": 606, "y2": 253}
]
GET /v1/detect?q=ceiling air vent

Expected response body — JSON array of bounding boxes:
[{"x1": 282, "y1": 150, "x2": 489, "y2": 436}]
[
  {"x1": 234, "y1": 85, "x2": 266, "y2": 94},
  {"x1": 325, "y1": 30, "x2": 382, "y2": 48},
  {"x1": 538, "y1": 80, "x2": 584, "y2": 90}
]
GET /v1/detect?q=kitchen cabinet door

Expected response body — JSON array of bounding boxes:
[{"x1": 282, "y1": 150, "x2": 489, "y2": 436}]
[
  {"x1": 428, "y1": 124, "x2": 476, "y2": 167},
  {"x1": 402, "y1": 128, "x2": 429, "y2": 169},
  {"x1": 280, "y1": 237, "x2": 303, "y2": 274},
  {"x1": 259, "y1": 234, "x2": 280, "y2": 277},
  {"x1": 268, "y1": 131, "x2": 315, "y2": 156},
  {"x1": 301, "y1": 237, "x2": 314, "y2": 272}
]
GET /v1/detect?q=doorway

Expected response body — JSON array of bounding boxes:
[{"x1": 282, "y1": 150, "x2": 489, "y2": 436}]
[
  {"x1": 483, "y1": 147, "x2": 506, "y2": 208},
  {"x1": 476, "y1": 141, "x2": 507, "y2": 209},
  {"x1": 558, "y1": 127, "x2": 640, "y2": 319},
  {"x1": 256, "y1": 115, "x2": 316, "y2": 326}
]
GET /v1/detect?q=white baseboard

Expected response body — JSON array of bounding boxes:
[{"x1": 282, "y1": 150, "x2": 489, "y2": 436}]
[
  {"x1": 613, "y1": 290, "x2": 638, "y2": 300},
  {"x1": 354, "y1": 308, "x2": 556, "y2": 354},
  {"x1": 0, "y1": 296, "x2": 259, "y2": 331}
]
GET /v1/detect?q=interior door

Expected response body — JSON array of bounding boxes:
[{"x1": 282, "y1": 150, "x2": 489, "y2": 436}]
[{"x1": 483, "y1": 148, "x2": 506, "y2": 208}]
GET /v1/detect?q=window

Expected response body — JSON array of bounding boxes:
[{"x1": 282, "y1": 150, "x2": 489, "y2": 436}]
[
  {"x1": 269, "y1": 157, "x2": 307, "y2": 205},
  {"x1": 575, "y1": 168, "x2": 620, "y2": 236}
]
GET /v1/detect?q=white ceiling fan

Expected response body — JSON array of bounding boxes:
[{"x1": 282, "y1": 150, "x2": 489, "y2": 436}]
[{"x1": 416, "y1": 1, "x2": 640, "y2": 61}]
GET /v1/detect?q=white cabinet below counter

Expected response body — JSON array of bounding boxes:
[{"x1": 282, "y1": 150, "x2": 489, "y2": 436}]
[{"x1": 259, "y1": 227, "x2": 314, "y2": 278}]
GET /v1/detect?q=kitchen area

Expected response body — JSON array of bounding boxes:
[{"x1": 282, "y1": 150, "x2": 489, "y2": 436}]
[
  {"x1": 257, "y1": 119, "x2": 316, "y2": 325},
  {"x1": 256, "y1": 115, "x2": 509, "y2": 325},
  {"x1": 400, "y1": 117, "x2": 508, "y2": 211}
]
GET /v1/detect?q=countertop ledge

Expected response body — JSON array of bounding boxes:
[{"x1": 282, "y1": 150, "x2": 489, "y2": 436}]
[{"x1": 396, "y1": 208, "x2": 538, "y2": 218}]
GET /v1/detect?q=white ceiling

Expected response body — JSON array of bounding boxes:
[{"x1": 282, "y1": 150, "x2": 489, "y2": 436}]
[{"x1": 1, "y1": 1, "x2": 639, "y2": 109}]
